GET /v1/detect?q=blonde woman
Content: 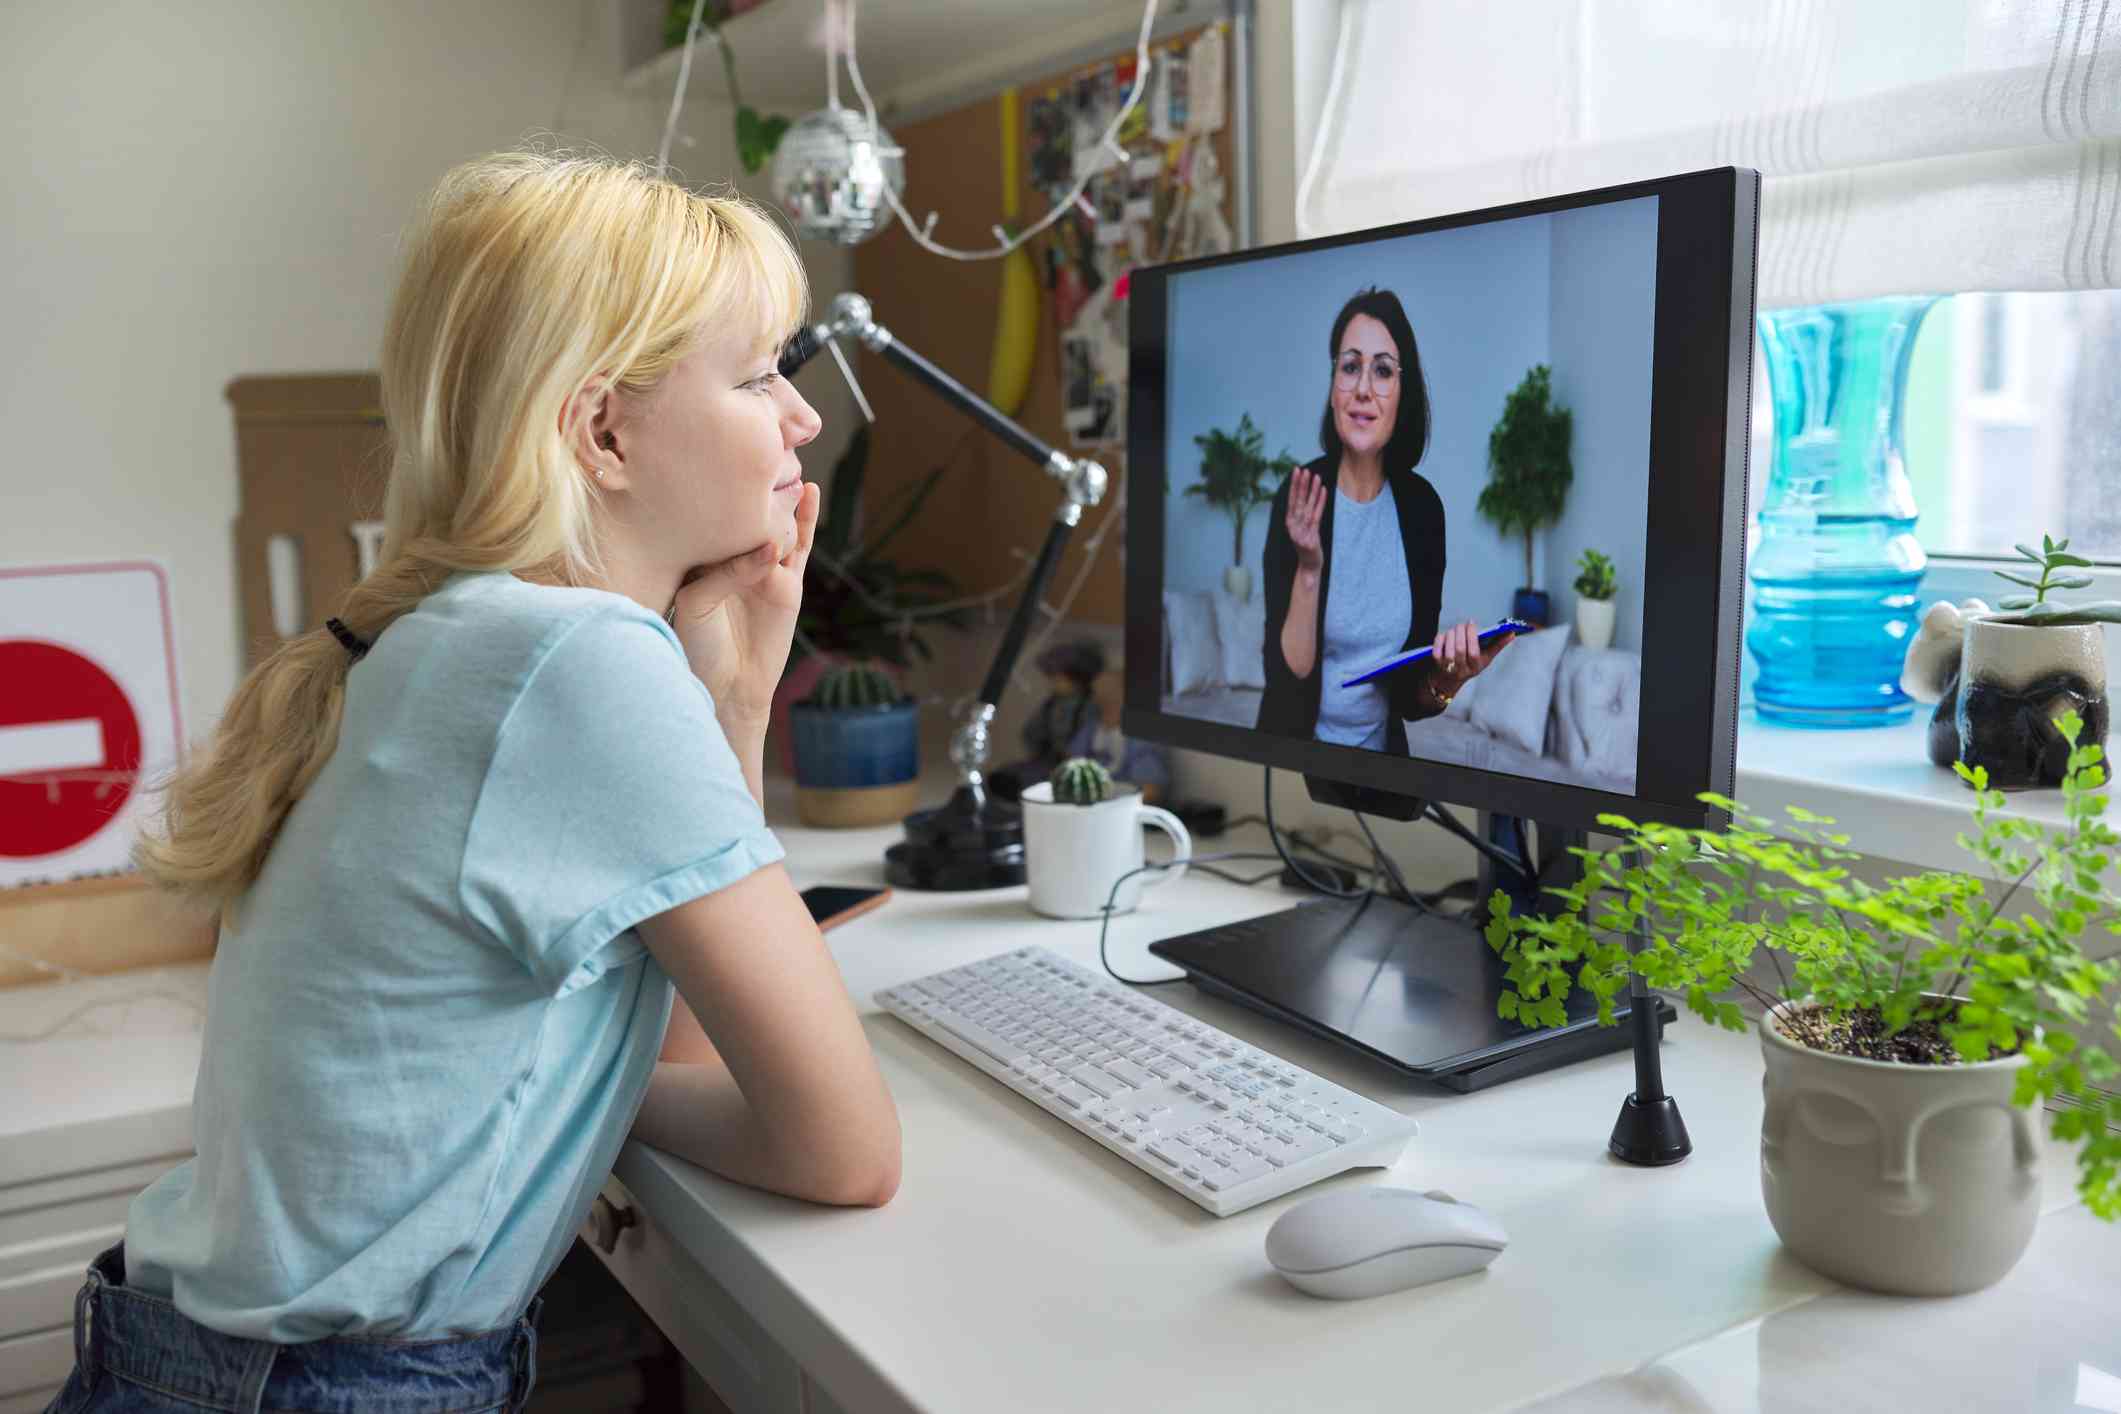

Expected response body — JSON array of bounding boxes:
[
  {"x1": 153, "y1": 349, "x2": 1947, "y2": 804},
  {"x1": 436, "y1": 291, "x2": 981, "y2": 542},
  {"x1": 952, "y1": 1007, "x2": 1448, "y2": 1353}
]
[{"x1": 42, "y1": 151, "x2": 900, "y2": 1413}]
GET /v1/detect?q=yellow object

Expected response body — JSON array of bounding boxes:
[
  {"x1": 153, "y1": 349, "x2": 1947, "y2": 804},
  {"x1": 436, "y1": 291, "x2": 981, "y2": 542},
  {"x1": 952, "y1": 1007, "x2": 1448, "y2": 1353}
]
[{"x1": 988, "y1": 87, "x2": 1039, "y2": 417}]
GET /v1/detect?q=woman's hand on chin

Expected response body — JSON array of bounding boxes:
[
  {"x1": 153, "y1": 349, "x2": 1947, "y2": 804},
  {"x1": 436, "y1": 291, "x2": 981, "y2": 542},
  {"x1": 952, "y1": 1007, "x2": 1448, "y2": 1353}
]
[
  {"x1": 671, "y1": 481, "x2": 821, "y2": 723},
  {"x1": 1432, "y1": 619, "x2": 1515, "y2": 693}
]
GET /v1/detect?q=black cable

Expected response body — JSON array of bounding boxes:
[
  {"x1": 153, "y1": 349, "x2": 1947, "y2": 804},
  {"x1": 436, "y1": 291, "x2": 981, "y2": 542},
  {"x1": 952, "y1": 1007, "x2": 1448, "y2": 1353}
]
[
  {"x1": 1223, "y1": 810, "x2": 1372, "y2": 876},
  {"x1": 1423, "y1": 801, "x2": 1530, "y2": 878},
  {"x1": 1352, "y1": 810, "x2": 1420, "y2": 910},
  {"x1": 1193, "y1": 863, "x2": 1285, "y2": 887},
  {"x1": 1263, "y1": 766, "x2": 1374, "y2": 901},
  {"x1": 1093, "y1": 850, "x2": 1301, "y2": 986}
]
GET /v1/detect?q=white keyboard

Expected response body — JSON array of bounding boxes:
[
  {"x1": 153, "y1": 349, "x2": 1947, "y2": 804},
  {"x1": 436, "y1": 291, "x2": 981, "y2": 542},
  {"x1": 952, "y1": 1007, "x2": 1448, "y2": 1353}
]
[{"x1": 875, "y1": 946, "x2": 1419, "y2": 1217}]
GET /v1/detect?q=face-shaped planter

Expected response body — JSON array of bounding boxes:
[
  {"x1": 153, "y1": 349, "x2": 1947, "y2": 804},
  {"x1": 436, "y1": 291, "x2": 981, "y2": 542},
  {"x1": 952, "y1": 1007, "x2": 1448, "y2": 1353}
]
[{"x1": 1902, "y1": 599, "x2": 2109, "y2": 790}]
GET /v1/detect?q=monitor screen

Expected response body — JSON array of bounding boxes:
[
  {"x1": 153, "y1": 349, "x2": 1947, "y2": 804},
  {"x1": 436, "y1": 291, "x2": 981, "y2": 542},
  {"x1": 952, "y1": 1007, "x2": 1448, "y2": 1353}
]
[{"x1": 1124, "y1": 168, "x2": 1756, "y2": 831}]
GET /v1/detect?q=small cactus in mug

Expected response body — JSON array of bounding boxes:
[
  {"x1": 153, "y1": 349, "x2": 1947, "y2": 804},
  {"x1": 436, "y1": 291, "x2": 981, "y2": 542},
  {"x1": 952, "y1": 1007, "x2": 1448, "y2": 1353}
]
[
  {"x1": 1050, "y1": 756, "x2": 1114, "y2": 805},
  {"x1": 807, "y1": 663, "x2": 904, "y2": 710}
]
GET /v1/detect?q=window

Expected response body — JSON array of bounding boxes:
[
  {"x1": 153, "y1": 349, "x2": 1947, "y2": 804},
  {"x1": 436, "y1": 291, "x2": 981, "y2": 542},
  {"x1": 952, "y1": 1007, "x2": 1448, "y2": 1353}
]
[{"x1": 1907, "y1": 291, "x2": 2116, "y2": 562}]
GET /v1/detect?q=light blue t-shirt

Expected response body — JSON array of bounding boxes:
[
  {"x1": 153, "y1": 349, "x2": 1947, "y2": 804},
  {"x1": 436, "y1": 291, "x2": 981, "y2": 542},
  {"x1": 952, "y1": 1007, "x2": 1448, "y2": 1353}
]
[
  {"x1": 1316, "y1": 482, "x2": 1413, "y2": 750},
  {"x1": 125, "y1": 571, "x2": 784, "y2": 1341}
]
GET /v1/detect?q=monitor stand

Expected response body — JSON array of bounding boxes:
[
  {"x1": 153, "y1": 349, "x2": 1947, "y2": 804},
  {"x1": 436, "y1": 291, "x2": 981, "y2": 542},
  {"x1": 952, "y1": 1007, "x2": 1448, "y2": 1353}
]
[{"x1": 1144, "y1": 776, "x2": 1682, "y2": 1108}]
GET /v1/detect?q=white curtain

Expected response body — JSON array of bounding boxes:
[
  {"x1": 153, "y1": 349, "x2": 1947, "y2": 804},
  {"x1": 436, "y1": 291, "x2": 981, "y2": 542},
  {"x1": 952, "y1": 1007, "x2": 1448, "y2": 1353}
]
[{"x1": 1298, "y1": 0, "x2": 2121, "y2": 306}]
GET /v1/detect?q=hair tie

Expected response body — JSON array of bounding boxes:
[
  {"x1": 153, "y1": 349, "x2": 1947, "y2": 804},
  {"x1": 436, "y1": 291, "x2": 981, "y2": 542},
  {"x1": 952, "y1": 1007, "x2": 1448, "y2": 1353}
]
[{"x1": 325, "y1": 617, "x2": 371, "y2": 662}]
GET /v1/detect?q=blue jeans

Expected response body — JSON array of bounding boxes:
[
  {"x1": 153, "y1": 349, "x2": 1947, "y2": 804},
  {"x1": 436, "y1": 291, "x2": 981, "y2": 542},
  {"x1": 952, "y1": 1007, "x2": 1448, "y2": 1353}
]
[{"x1": 42, "y1": 1244, "x2": 543, "y2": 1413}]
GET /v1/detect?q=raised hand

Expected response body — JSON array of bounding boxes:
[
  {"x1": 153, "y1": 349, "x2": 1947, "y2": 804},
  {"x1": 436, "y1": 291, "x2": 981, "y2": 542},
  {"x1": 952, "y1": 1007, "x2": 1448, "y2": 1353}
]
[
  {"x1": 670, "y1": 481, "x2": 821, "y2": 724},
  {"x1": 1285, "y1": 467, "x2": 1326, "y2": 575}
]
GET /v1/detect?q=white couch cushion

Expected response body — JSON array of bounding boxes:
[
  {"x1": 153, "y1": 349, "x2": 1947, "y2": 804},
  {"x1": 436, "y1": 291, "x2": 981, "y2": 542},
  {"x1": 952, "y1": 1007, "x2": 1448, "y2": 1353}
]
[
  {"x1": 1163, "y1": 590, "x2": 1223, "y2": 695},
  {"x1": 1466, "y1": 624, "x2": 1571, "y2": 757},
  {"x1": 1212, "y1": 588, "x2": 1267, "y2": 690},
  {"x1": 1552, "y1": 646, "x2": 1641, "y2": 781}
]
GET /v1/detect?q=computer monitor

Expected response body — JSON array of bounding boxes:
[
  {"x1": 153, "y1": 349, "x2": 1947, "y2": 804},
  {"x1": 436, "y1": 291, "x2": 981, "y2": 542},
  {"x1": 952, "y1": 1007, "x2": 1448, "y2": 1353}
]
[
  {"x1": 1125, "y1": 166, "x2": 1757, "y2": 835},
  {"x1": 1119, "y1": 167, "x2": 1759, "y2": 1092}
]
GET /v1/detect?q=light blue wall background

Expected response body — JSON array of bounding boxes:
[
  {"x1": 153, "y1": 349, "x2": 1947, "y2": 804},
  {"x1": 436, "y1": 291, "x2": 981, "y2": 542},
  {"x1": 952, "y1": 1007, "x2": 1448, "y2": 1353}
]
[
  {"x1": 1162, "y1": 197, "x2": 1658, "y2": 651},
  {"x1": 1542, "y1": 197, "x2": 1657, "y2": 651}
]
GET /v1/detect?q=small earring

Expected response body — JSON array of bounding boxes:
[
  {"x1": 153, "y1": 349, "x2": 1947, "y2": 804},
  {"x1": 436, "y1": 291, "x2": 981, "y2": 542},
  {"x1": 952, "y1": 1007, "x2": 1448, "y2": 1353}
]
[{"x1": 594, "y1": 467, "x2": 605, "y2": 481}]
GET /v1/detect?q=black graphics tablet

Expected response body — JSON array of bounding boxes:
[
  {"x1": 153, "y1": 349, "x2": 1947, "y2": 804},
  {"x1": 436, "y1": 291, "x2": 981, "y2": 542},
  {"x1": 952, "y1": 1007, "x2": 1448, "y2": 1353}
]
[{"x1": 1147, "y1": 894, "x2": 1674, "y2": 1093}]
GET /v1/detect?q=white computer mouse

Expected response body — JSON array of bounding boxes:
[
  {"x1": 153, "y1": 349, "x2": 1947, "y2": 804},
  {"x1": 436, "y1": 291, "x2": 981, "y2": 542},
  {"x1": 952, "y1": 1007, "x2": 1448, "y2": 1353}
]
[{"x1": 1264, "y1": 1186, "x2": 1508, "y2": 1299}]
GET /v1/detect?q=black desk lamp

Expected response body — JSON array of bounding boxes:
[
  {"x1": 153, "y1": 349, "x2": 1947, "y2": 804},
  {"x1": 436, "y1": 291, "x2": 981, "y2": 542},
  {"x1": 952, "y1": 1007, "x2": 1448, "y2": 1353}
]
[
  {"x1": 779, "y1": 292, "x2": 1111, "y2": 890},
  {"x1": 1611, "y1": 887, "x2": 1691, "y2": 1165}
]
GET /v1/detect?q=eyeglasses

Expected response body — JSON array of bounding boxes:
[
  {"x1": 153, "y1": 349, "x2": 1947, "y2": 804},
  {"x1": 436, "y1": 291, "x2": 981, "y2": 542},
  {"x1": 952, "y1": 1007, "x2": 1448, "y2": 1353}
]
[{"x1": 1332, "y1": 352, "x2": 1399, "y2": 391}]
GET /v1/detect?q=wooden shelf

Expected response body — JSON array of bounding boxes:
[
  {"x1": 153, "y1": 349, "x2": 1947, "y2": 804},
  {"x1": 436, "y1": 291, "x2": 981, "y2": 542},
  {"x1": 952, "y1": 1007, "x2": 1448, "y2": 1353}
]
[{"x1": 0, "y1": 874, "x2": 214, "y2": 990}]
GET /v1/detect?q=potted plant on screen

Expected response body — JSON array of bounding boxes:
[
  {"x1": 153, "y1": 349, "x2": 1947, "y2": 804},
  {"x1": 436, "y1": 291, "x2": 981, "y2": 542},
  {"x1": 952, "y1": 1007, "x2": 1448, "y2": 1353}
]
[
  {"x1": 1188, "y1": 413, "x2": 1297, "y2": 603},
  {"x1": 1902, "y1": 534, "x2": 2117, "y2": 790},
  {"x1": 1478, "y1": 365, "x2": 1573, "y2": 626},
  {"x1": 1487, "y1": 713, "x2": 2121, "y2": 1296},
  {"x1": 1573, "y1": 548, "x2": 1618, "y2": 651}
]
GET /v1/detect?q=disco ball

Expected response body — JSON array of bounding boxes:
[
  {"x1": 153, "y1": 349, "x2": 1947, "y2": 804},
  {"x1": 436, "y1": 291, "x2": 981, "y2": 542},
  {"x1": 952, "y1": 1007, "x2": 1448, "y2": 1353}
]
[{"x1": 770, "y1": 105, "x2": 904, "y2": 246}]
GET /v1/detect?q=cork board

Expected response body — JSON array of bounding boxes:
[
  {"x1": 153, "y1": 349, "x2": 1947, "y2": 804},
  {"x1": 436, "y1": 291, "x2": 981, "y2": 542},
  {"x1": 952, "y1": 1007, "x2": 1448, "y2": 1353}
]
[
  {"x1": 850, "y1": 25, "x2": 1235, "y2": 629},
  {"x1": 226, "y1": 374, "x2": 391, "y2": 669}
]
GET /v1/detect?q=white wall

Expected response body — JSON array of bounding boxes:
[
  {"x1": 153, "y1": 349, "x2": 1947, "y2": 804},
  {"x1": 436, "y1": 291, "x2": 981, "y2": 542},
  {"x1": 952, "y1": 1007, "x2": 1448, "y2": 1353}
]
[
  {"x1": 0, "y1": 0, "x2": 855, "y2": 739},
  {"x1": 1542, "y1": 196, "x2": 1658, "y2": 651}
]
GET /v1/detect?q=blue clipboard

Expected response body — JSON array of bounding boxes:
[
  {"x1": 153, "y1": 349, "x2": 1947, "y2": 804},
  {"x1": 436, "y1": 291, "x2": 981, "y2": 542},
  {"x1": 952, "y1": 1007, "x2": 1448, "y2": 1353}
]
[{"x1": 1339, "y1": 619, "x2": 1532, "y2": 688}]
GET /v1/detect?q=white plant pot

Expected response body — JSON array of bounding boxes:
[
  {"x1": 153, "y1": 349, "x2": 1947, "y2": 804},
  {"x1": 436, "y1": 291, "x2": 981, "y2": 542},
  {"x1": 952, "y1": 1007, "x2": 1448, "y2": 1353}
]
[
  {"x1": 1223, "y1": 564, "x2": 1252, "y2": 602},
  {"x1": 1577, "y1": 597, "x2": 1615, "y2": 651},
  {"x1": 1953, "y1": 616, "x2": 2109, "y2": 790},
  {"x1": 1759, "y1": 1000, "x2": 2040, "y2": 1296}
]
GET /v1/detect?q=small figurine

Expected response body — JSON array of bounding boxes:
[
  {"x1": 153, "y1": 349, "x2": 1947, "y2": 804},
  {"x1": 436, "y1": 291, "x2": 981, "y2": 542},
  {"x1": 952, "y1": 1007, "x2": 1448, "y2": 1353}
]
[
  {"x1": 991, "y1": 640, "x2": 1106, "y2": 802},
  {"x1": 1068, "y1": 657, "x2": 1170, "y2": 804}
]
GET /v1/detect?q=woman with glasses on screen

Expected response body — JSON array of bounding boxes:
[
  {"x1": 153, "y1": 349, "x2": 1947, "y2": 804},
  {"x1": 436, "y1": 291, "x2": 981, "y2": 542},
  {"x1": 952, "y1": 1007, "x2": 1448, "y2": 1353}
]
[{"x1": 1258, "y1": 287, "x2": 1512, "y2": 751}]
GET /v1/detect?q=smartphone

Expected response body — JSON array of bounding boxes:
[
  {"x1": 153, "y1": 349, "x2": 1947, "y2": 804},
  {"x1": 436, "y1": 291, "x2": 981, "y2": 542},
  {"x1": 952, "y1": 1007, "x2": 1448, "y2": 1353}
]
[{"x1": 800, "y1": 884, "x2": 893, "y2": 932}]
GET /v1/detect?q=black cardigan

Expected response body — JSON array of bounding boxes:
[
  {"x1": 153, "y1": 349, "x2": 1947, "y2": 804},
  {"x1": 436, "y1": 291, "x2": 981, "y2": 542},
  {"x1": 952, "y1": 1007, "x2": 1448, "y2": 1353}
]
[{"x1": 1256, "y1": 454, "x2": 1448, "y2": 752}]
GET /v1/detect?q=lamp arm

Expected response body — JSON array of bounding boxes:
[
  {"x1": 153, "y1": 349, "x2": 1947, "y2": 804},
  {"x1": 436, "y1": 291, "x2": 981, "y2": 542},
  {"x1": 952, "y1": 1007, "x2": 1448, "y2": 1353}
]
[{"x1": 783, "y1": 291, "x2": 1112, "y2": 790}]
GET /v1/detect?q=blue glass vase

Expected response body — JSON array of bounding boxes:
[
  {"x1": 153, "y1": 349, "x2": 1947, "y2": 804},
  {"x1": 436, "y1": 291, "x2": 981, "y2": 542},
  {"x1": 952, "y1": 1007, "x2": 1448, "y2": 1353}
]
[{"x1": 1747, "y1": 297, "x2": 1937, "y2": 729}]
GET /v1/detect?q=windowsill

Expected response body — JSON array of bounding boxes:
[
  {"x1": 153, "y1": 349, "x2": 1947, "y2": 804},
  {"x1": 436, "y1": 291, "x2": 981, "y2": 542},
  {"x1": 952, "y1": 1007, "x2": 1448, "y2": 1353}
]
[{"x1": 1734, "y1": 707, "x2": 2075, "y2": 872}]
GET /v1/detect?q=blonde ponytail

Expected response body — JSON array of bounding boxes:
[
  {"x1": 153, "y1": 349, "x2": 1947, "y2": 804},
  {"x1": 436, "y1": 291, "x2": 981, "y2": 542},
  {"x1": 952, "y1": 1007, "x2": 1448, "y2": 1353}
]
[{"x1": 139, "y1": 148, "x2": 806, "y2": 912}]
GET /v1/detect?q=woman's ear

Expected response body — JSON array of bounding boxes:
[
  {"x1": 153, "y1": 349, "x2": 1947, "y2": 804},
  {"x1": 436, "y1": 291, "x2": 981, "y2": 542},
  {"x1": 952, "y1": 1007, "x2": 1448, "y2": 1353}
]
[{"x1": 562, "y1": 379, "x2": 628, "y2": 489}]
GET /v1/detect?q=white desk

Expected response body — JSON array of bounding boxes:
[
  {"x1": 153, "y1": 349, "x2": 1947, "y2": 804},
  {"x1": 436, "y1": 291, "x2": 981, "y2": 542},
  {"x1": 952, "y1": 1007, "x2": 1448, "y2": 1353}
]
[{"x1": 590, "y1": 794, "x2": 2121, "y2": 1414}]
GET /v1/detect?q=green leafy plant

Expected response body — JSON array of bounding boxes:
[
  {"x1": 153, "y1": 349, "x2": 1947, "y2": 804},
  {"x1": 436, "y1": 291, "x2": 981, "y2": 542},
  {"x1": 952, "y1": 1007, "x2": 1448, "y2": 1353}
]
[
  {"x1": 1478, "y1": 365, "x2": 1574, "y2": 591},
  {"x1": 662, "y1": 0, "x2": 791, "y2": 174},
  {"x1": 1050, "y1": 756, "x2": 1114, "y2": 805},
  {"x1": 1487, "y1": 711, "x2": 2121, "y2": 1217},
  {"x1": 1573, "y1": 548, "x2": 1617, "y2": 602},
  {"x1": 797, "y1": 426, "x2": 971, "y2": 669},
  {"x1": 1994, "y1": 533, "x2": 2121, "y2": 626},
  {"x1": 1188, "y1": 413, "x2": 1298, "y2": 569},
  {"x1": 805, "y1": 663, "x2": 904, "y2": 710}
]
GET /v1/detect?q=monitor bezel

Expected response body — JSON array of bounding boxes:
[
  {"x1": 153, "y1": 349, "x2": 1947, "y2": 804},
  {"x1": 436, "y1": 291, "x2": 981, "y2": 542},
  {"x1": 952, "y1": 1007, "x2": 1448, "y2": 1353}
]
[{"x1": 1123, "y1": 166, "x2": 1758, "y2": 832}]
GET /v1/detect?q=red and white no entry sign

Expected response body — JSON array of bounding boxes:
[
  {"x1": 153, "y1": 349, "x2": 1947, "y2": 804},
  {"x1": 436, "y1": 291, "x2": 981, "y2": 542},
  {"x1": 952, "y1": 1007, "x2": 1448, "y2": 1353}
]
[
  {"x1": 0, "y1": 562, "x2": 182, "y2": 886},
  {"x1": 0, "y1": 640, "x2": 144, "y2": 858}
]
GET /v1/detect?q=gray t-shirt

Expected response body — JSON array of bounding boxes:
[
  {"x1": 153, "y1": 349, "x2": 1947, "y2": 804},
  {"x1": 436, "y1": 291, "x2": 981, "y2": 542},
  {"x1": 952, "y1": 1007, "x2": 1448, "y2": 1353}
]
[{"x1": 1316, "y1": 482, "x2": 1413, "y2": 750}]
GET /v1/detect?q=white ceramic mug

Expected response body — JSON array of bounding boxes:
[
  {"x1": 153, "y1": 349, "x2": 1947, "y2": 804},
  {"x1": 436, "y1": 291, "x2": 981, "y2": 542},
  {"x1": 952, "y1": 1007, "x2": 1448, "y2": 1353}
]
[{"x1": 1019, "y1": 782, "x2": 1191, "y2": 920}]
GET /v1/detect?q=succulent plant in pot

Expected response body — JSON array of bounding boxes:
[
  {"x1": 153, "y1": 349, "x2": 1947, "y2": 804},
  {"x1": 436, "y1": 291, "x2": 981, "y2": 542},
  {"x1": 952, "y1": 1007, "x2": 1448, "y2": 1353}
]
[
  {"x1": 1903, "y1": 534, "x2": 2116, "y2": 789},
  {"x1": 1572, "y1": 548, "x2": 1618, "y2": 652},
  {"x1": 1048, "y1": 756, "x2": 1115, "y2": 805},
  {"x1": 1487, "y1": 712, "x2": 2121, "y2": 1295},
  {"x1": 1018, "y1": 757, "x2": 1192, "y2": 919},
  {"x1": 790, "y1": 663, "x2": 920, "y2": 829},
  {"x1": 770, "y1": 426, "x2": 969, "y2": 771}
]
